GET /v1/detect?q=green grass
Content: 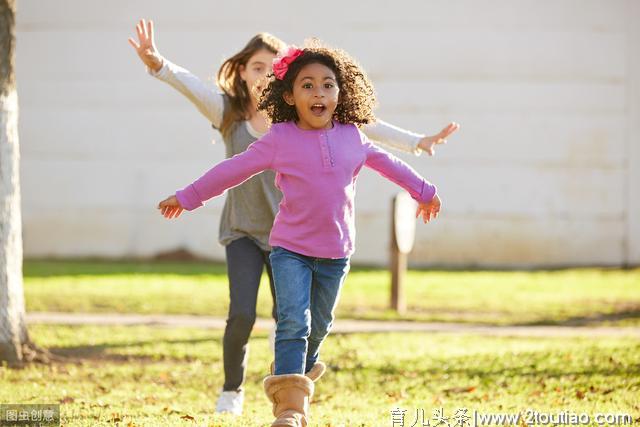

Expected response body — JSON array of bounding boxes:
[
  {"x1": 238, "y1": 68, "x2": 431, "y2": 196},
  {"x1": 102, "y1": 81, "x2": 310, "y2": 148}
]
[
  {"x1": 1, "y1": 325, "x2": 638, "y2": 426},
  {"x1": 23, "y1": 260, "x2": 640, "y2": 326}
]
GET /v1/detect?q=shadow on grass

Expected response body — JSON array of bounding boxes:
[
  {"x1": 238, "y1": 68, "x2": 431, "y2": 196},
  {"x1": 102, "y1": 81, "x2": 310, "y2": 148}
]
[
  {"x1": 24, "y1": 259, "x2": 229, "y2": 278},
  {"x1": 516, "y1": 306, "x2": 640, "y2": 327},
  {"x1": 332, "y1": 350, "x2": 640, "y2": 384},
  {"x1": 332, "y1": 306, "x2": 640, "y2": 327},
  {"x1": 47, "y1": 336, "x2": 226, "y2": 363}
]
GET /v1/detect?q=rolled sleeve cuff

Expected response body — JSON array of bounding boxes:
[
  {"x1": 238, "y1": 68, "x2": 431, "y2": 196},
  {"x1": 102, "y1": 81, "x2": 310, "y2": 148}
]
[
  {"x1": 419, "y1": 180, "x2": 437, "y2": 204},
  {"x1": 147, "y1": 60, "x2": 169, "y2": 80},
  {"x1": 175, "y1": 184, "x2": 204, "y2": 211},
  {"x1": 411, "y1": 135, "x2": 424, "y2": 157}
]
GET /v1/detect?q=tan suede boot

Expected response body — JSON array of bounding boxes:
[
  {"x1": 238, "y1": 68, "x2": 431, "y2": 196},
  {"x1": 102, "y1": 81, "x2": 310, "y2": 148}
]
[
  {"x1": 263, "y1": 374, "x2": 314, "y2": 427},
  {"x1": 305, "y1": 361, "x2": 326, "y2": 382},
  {"x1": 269, "y1": 361, "x2": 327, "y2": 382}
]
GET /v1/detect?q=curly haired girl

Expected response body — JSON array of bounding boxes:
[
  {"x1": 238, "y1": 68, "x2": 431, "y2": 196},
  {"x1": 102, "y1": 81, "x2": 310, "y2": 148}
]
[
  {"x1": 157, "y1": 41, "x2": 442, "y2": 427},
  {"x1": 129, "y1": 20, "x2": 458, "y2": 418}
]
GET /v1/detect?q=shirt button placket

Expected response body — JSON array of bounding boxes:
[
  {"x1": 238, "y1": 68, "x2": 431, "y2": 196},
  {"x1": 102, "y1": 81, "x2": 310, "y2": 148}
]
[
  {"x1": 327, "y1": 133, "x2": 335, "y2": 167},
  {"x1": 320, "y1": 133, "x2": 331, "y2": 169}
]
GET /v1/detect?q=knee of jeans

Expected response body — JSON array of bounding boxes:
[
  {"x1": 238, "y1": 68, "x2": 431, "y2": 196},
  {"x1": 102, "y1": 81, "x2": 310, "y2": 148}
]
[
  {"x1": 275, "y1": 316, "x2": 310, "y2": 340},
  {"x1": 309, "y1": 322, "x2": 333, "y2": 342},
  {"x1": 228, "y1": 312, "x2": 256, "y2": 329}
]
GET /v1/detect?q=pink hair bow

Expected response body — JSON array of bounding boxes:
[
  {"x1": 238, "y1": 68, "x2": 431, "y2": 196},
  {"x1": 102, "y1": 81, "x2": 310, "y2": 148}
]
[{"x1": 272, "y1": 46, "x2": 304, "y2": 80}]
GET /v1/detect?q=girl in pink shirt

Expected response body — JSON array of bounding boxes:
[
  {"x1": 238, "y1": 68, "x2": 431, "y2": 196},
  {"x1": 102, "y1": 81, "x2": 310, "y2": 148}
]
[{"x1": 158, "y1": 42, "x2": 441, "y2": 427}]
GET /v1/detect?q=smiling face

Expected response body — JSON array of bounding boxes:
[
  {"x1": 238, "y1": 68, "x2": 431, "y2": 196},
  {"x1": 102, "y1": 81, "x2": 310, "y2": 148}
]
[
  {"x1": 239, "y1": 48, "x2": 277, "y2": 104},
  {"x1": 283, "y1": 62, "x2": 340, "y2": 130}
]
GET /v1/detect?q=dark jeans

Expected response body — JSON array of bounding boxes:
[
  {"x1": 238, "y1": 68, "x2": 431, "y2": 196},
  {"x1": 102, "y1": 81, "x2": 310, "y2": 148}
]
[{"x1": 222, "y1": 237, "x2": 278, "y2": 392}]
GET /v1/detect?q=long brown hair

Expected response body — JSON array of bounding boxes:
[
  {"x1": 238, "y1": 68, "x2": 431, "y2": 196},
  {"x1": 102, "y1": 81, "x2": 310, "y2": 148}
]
[{"x1": 216, "y1": 33, "x2": 285, "y2": 138}]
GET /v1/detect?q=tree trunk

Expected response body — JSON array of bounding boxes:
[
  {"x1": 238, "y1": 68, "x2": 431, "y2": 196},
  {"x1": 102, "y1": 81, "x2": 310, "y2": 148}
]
[{"x1": 0, "y1": 0, "x2": 26, "y2": 365}]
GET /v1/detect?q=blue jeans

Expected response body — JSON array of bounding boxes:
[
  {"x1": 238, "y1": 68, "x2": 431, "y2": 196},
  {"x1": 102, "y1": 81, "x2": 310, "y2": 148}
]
[{"x1": 269, "y1": 246, "x2": 350, "y2": 375}]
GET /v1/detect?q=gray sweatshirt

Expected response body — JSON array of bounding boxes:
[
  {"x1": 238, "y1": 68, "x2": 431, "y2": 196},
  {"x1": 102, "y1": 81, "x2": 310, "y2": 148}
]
[{"x1": 151, "y1": 60, "x2": 426, "y2": 251}]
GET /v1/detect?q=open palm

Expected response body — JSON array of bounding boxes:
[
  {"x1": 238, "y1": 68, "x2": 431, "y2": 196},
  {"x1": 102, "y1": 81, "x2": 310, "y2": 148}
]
[
  {"x1": 418, "y1": 122, "x2": 460, "y2": 156},
  {"x1": 128, "y1": 19, "x2": 163, "y2": 72}
]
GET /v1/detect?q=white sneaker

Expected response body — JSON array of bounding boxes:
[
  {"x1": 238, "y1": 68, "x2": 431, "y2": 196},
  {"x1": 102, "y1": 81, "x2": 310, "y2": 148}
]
[
  {"x1": 268, "y1": 322, "x2": 276, "y2": 354},
  {"x1": 215, "y1": 389, "x2": 244, "y2": 415}
]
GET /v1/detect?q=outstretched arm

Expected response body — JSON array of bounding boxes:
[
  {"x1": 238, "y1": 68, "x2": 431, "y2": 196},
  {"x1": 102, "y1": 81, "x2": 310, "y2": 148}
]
[
  {"x1": 128, "y1": 19, "x2": 225, "y2": 127},
  {"x1": 158, "y1": 132, "x2": 277, "y2": 217},
  {"x1": 363, "y1": 135, "x2": 440, "y2": 223},
  {"x1": 362, "y1": 120, "x2": 459, "y2": 156}
]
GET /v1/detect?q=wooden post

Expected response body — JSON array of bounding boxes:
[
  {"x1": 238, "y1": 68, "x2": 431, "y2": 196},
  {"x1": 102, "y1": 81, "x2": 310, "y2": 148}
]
[
  {"x1": 390, "y1": 241, "x2": 407, "y2": 313},
  {"x1": 390, "y1": 192, "x2": 417, "y2": 314}
]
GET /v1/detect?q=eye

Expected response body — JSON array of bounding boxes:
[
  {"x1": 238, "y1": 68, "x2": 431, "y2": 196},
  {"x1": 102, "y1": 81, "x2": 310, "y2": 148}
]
[
  {"x1": 302, "y1": 83, "x2": 313, "y2": 89},
  {"x1": 324, "y1": 83, "x2": 334, "y2": 88}
]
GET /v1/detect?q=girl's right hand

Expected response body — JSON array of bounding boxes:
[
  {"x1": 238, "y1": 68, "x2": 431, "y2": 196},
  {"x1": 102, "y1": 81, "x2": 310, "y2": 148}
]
[
  {"x1": 158, "y1": 195, "x2": 184, "y2": 219},
  {"x1": 128, "y1": 19, "x2": 164, "y2": 73},
  {"x1": 416, "y1": 194, "x2": 441, "y2": 223}
]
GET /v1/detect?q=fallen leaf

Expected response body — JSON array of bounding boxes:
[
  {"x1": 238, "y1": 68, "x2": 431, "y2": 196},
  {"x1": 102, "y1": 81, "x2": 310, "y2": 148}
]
[{"x1": 443, "y1": 386, "x2": 476, "y2": 394}]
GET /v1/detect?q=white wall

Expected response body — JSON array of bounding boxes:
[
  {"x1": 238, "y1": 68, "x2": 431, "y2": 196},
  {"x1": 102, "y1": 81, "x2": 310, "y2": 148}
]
[{"x1": 14, "y1": 0, "x2": 640, "y2": 267}]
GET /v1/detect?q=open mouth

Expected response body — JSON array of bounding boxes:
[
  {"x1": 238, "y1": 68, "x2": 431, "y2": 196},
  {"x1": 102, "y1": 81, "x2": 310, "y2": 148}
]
[{"x1": 310, "y1": 103, "x2": 327, "y2": 116}]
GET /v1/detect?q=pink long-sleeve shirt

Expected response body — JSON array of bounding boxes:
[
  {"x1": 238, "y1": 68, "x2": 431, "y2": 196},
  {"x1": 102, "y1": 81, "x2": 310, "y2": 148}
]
[{"x1": 176, "y1": 121, "x2": 437, "y2": 258}]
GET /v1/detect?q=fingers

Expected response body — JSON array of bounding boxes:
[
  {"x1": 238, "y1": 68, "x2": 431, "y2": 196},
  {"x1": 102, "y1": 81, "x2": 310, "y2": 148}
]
[
  {"x1": 147, "y1": 19, "x2": 154, "y2": 42},
  {"x1": 158, "y1": 196, "x2": 184, "y2": 219},
  {"x1": 432, "y1": 206, "x2": 439, "y2": 219},
  {"x1": 423, "y1": 208, "x2": 431, "y2": 223},
  {"x1": 127, "y1": 37, "x2": 140, "y2": 50},
  {"x1": 439, "y1": 122, "x2": 460, "y2": 139},
  {"x1": 136, "y1": 21, "x2": 144, "y2": 42},
  {"x1": 159, "y1": 205, "x2": 184, "y2": 219},
  {"x1": 141, "y1": 18, "x2": 149, "y2": 40},
  {"x1": 417, "y1": 201, "x2": 441, "y2": 223},
  {"x1": 417, "y1": 205, "x2": 430, "y2": 223},
  {"x1": 434, "y1": 121, "x2": 460, "y2": 145},
  {"x1": 158, "y1": 198, "x2": 173, "y2": 210}
]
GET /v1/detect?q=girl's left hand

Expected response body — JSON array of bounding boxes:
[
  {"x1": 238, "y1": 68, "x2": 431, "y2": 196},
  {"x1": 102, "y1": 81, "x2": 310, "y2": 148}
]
[
  {"x1": 128, "y1": 19, "x2": 164, "y2": 73},
  {"x1": 158, "y1": 195, "x2": 184, "y2": 219},
  {"x1": 416, "y1": 194, "x2": 441, "y2": 223},
  {"x1": 418, "y1": 122, "x2": 460, "y2": 156}
]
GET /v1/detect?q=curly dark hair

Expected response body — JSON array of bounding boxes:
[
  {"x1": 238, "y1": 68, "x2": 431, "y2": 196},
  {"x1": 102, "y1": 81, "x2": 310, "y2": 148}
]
[{"x1": 257, "y1": 42, "x2": 377, "y2": 126}]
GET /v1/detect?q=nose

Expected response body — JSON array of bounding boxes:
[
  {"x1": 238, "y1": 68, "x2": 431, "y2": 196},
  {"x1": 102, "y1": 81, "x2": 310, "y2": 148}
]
[{"x1": 313, "y1": 87, "x2": 325, "y2": 98}]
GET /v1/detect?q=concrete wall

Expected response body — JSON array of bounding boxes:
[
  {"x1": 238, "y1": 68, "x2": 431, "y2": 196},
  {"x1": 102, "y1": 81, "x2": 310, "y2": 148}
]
[{"x1": 14, "y1": 0, "x2": 640, "y2": 267}]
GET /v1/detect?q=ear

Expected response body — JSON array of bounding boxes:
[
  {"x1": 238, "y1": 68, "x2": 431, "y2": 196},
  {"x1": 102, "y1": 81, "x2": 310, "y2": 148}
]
[
  {"x1": 283, "y1": 91, "x2": 295, "y2": 106},
  {"x1": 239, "y1": 64, "x2": 247, "y2": 82}
]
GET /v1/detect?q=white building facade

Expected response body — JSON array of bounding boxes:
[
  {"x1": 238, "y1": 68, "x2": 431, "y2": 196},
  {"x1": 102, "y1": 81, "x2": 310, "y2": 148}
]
[{"x1": 15, "y1": 0, "x2": 640, "y2": 267}]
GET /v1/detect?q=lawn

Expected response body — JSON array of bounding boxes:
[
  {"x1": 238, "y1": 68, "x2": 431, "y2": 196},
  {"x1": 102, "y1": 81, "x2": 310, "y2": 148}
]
[
  {"x1": 1, "y1": 325, "x2": 638, "y2": 426},
  {"x1": 4, "y1": 260, "x2": 639, "y2": 426},
  {"x1": 23, "y1": 260, "x2": 640, "y2": 326}
]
